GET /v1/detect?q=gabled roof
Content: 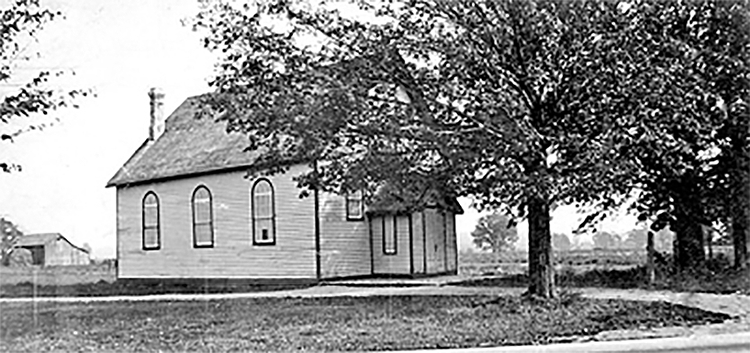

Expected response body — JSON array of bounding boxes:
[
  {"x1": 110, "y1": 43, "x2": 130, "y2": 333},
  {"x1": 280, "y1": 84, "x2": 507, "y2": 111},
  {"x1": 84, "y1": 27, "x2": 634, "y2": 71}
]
[
  {"x1": 13, "y1": 233, "x2": 90, "y2": 253},
  {"x1": 106, "y1": 93, "x2": 464, "y2": 214},
  {"x1": 106, "y1": 95, "x2": 258, "y2": 187},
  {"x1": 366, "y1": 184, "x2": 464, "y2": 215}
]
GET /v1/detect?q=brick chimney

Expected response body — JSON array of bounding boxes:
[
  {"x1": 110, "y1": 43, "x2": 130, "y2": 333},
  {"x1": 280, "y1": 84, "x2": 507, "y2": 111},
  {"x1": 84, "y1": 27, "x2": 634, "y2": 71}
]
[{"x1": 148, "y1": 87, "x2": 165, "y2": 141}]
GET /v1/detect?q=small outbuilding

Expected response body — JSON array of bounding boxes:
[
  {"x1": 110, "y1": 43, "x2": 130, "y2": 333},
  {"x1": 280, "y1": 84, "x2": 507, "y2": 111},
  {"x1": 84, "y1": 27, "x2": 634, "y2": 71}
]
[
  {"x1": 12, "y1": 233, "x2": 90, "y2": 266},
  {"x1": 367, "y1": 185, "x2": 462, "y2": 276}
]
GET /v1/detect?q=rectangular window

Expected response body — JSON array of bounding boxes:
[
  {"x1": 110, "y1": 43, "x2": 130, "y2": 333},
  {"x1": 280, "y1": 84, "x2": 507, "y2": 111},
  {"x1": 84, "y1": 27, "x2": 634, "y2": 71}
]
[
  {"x1": 346, "y1": 190, "x2": 364, "y2": 221},
  {"x1": 383, "y1": 215, "x2": 397, "y2": 255}
]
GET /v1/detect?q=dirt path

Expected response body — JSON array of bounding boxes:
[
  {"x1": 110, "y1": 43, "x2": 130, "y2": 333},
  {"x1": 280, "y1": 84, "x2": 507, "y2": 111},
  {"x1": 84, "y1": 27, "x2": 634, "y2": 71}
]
[
  {"x1": 3, "y1": 284, "x2": 748, "y2": 343},
  {"x1": 574, "y1": 287, "x2": 750, "y2": 318}
]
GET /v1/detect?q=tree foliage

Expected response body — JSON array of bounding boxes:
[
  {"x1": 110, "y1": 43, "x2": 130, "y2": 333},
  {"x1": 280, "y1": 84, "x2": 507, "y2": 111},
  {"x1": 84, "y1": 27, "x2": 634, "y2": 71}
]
[
  {"x1": 0, "y1": 0, "x2": 90, "y2": 172},
  {"x1": 471, "y1": 212, "x2": 518, "y2": 253},
  {"x1": 623, "y1": 228, "x2": 647, "y2": 249},
  {"x1": 193, "y1": 0, "x2": 656, "y2": 298},
  {"x1": 192, "y1": 0, "x2": 749, "y2": 295},
  {"x1": 617, "y1": 0, "x2": 750, "y2": 270},
  {"x1": 592, "y1": 231, "x2": 621, "y2": 250},
  {"x1": 0, "y1": 217, "x2": 23, "y2": 266},
  {"x1": 551, "y1": 233, "x2": 571, "y2": 252}
]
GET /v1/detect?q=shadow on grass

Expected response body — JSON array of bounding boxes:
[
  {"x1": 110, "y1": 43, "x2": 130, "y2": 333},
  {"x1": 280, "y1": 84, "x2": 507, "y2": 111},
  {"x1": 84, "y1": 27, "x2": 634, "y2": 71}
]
[{"x1": 0, "y1": 295, "x2": 731, "y2": 352}]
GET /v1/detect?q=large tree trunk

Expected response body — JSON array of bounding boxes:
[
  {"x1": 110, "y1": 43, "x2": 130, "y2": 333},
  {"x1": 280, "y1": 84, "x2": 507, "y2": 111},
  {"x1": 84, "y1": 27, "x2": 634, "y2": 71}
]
[
  {"x1": 527, "y1": 193, "x2": 554, "y2": 298},
  {"x1": 731, "y1": 201, "x2": 749, "y2": 270},
  {"x1": 646, "y1": 230, "x2": 655, "y2": 285},
  {"x1": 730, "y1": 111, "x2": 750, "y2": 270},
  {"x1": 672, "y1": 186, "x2": 706, "y2": 271}
]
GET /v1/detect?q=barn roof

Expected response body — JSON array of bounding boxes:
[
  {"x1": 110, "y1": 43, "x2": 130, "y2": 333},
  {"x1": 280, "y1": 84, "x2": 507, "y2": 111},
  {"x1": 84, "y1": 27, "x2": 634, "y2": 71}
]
[
  {"x1": 106, "y1": 95, "x2": 259, "y2": 187},
  {"x1": 14, "y1": 233, "x2": 60, "y2": 247},
  {"x1": 13, "y1": 233, "x2": 90, "y2": 253}
]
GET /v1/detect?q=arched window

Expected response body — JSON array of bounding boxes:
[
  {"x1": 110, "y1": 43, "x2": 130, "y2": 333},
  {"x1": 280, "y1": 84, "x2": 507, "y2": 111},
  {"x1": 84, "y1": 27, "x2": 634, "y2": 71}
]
[
  {"x1": 192, "y1": 185, "x2": 214, "y2": 248},
  {"x1": 142, "y1": 191, "x2": 160, "y2": 250},
  {"x1": 251, "y1": 179, "x2": 275, "y2": 245}
]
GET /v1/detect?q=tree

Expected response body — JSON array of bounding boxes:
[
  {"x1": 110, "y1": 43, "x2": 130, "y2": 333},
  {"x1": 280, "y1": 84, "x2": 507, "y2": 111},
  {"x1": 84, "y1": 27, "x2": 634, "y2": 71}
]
[
  {"x1": 593, "y1": 231, "x2": 621, "y2": 250},
  {"x1": 193, "y1": 0, "x2": 653, "y2": 298},
  {"x1": 552, "y1": 233, "x2": 571, "y2": 252},
  {"x1": 0, "y1": 217, "x2": 23, "y2": 266},
  {"x1": 624, "y1": 229, "x2": 647, "y2": 249},
  {"x1": 471, "y1": 212, "x2": 518, "y2": 253},
  {"x1": 695, "y1": 0, "x2": 750, "y2": 269},
  {"x1": 618, "y1": 0, "x2": 749, "y2": 271},
  {"x1": 1, "y1": 0, "x2": 89, "y2": 172}
]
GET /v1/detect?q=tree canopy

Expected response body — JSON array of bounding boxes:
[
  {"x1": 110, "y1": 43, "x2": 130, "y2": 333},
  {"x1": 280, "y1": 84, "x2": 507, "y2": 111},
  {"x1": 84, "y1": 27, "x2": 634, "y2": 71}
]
[
  {"x1": 551, "y1": 233, "x2": 571, "y2": 252},
  {"x1": 0, "y1": 217, "x2": 23, "y2": 266},
  {"x1": 193, "y1": 0, "x2": 750, "y2": 296},
  {"x1": 0, "y1": 0, "x2": 90, "y2": 173},
  {"x1": 471, "y1": 212, "x2": 518, "y2": 253}
]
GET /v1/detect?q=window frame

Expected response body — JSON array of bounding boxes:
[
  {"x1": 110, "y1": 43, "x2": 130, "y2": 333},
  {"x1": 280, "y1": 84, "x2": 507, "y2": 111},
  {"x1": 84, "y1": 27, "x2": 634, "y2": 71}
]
[
  {"x1": 345, "y1": 190, "x2": 365, "y2": 221},
  {"x1": 141, "y1": 191, "x2": 161, "y2": 251},
  {"x1": 251, "y1": 178, "x2": 276, "y2": 246},
  {"x1": 383, "y1": 215, "x2": 397, "y2": 255},
  {"x1": 191, "y1": 185, "x2": 214, "y2": 249}
]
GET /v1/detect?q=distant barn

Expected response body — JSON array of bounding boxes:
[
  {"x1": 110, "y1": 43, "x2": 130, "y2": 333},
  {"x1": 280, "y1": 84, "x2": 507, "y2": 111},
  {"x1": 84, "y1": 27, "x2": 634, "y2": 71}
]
[{"x1": 11, "y1": 233, "x2": 90, "y2": 266}]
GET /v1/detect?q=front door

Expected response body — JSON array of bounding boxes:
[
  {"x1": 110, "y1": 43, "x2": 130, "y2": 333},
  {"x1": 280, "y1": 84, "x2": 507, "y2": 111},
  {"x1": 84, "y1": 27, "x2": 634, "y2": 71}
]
[{"x1": 424, "y1": 209, "x2": 446, "y2": 274}]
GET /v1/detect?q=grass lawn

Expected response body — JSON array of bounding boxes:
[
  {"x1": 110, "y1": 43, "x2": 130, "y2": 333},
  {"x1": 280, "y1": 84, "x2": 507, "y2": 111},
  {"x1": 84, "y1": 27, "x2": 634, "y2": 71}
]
[
  {"x1": 0, "y1": 295, "x2": 730, "y2": 352},
  {"x1": 0, "y1": 279, "x2": 312, "y2": 298}
]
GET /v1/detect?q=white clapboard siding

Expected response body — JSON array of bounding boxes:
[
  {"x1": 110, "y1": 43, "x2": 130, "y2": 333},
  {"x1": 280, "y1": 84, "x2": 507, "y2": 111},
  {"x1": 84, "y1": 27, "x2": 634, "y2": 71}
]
[
  {"x1": 318, "y1": 192, "x2": 371, "y2": 278},
  {"x1": 371, "y1": 214, "x2": 411, "y2": 275},
  {"x1": 411, "y1": 211, "x2": 425, "y2": 274},
  {"x1": 445, "y1": 211, "x2": 457, "y2": 272},
  {"x1": 117, "y1": 165, "x2": 317, "y2": 279}
]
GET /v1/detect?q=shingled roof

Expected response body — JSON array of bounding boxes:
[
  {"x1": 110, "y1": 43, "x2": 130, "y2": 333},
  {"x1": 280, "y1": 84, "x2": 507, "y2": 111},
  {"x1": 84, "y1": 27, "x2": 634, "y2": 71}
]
[
  {"x1": 106, "y1": 96, "x2": 258, "y2": 187},
  {"x1": 366, "y1": 183, "x2": 464, "y2": 215},
  {"x1": 14, "y1": 233, "x2": 60, "y2": 247},
  {"x1": 106, "y1": 94, "x2": 463, "y2": 215}
]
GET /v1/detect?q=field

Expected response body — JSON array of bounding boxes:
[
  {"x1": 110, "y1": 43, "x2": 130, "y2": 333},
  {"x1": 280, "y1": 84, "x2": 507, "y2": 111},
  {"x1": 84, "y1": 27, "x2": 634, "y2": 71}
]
[
  {"x1": 456, "y1": 248, "x2": 750, "y2": 295},
  {"x1": 457, "y1": 249, "x2": 647, "y2": 277},
  {"x1": 0, "y1": 295, "x2": 729, "y2": 352},
  {"x1": 0, "y1": 263, "x2": 116, "y2": 287}
]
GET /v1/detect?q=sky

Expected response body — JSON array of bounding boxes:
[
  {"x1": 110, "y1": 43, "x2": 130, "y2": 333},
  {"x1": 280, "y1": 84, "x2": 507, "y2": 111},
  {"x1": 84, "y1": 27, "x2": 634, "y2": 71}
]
[{"x1": 0, "y1": 0, "x2": 640, "y2": 259}]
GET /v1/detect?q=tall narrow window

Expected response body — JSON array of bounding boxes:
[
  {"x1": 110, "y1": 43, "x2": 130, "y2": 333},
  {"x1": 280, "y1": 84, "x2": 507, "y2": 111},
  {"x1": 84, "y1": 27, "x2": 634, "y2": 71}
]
[
  {"x1": 346, "y1": 190, "x2": 364, "y2": 221},
  {"x1": 252, "y1": 179, "x2": 275, "y2": 245},
  {"x1": 142, "y1": 191, "x2": 160, "y2": 250},
  {"x1": 192, "y1": 185, "x2": 214, "y2": 248},
  {"x1": 383, "y1": 215, "x2": 397, "y2": 255}
]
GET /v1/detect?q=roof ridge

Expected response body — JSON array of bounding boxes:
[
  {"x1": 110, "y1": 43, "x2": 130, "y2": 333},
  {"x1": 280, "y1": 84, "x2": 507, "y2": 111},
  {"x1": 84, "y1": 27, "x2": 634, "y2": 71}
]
[{"x1": 106, "y1": 95, "x2": 259, "y2": 187}]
